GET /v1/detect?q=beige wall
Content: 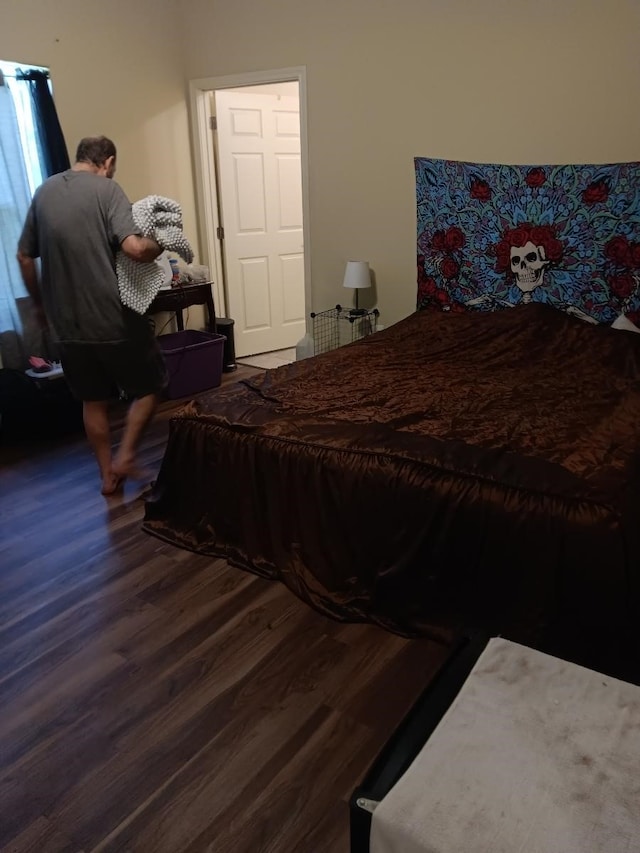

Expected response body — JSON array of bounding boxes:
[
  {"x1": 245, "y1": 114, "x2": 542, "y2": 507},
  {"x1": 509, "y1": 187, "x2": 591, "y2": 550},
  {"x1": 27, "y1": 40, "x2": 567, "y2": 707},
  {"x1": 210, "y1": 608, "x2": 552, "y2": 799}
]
[
  {"x1": 178, "y1": 0, "x2": 640, "y2": 326},
  {"x1": 1, "y1": 0, "x2": 198, "y2": 256},
  {"x1": 5, "y1": 0, "x2": 639, "y2": 330}
]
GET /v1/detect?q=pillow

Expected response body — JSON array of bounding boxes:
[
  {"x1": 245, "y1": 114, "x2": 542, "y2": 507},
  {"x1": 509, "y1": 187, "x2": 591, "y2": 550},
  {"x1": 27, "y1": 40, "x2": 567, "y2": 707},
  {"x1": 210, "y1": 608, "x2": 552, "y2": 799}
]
[{"x1": 611, "y1": 313, "x2": 640, "y2": 333}]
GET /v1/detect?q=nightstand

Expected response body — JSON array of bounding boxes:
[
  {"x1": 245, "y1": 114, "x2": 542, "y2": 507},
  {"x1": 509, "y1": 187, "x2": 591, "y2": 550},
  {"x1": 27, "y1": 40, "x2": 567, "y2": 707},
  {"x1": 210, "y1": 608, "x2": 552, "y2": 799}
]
[{"x1": 149, "y1": 281, "x2": 216, "y2": 333}]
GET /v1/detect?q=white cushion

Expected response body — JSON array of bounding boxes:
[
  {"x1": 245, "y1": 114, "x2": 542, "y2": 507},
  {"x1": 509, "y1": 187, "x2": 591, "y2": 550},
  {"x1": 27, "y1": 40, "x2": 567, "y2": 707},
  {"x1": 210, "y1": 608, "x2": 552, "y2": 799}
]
[{"x1": 371, "y1": 638, "x2": 640, "y2": 853}]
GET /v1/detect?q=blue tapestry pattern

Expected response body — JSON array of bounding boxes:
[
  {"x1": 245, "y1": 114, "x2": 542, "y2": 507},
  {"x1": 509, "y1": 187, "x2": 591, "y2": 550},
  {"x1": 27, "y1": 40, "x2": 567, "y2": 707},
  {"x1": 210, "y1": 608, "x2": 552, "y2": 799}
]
[{"x1": 415, "y1": 158, "x2": 640, "y2": 326}]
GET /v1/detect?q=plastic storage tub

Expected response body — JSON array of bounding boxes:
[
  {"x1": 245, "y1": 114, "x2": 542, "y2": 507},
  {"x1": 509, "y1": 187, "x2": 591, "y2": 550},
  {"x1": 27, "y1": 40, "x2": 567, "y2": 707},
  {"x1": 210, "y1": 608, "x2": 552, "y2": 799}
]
[{"x1": 158, "y1": 330, "x2": 225, "y2": 399}]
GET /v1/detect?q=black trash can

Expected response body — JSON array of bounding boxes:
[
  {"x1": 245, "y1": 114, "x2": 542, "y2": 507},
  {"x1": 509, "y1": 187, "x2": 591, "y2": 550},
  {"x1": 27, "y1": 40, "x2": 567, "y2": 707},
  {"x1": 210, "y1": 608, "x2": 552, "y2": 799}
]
[{"x1": 215, "y1": 317, "x2": 237, "y2": 371}]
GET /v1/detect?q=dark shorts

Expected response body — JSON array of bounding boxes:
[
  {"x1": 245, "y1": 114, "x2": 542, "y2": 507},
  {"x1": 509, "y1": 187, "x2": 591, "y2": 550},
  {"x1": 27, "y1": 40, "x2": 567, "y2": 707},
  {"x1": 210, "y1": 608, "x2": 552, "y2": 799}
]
[{"x1": 59, "y1": 320, "x2": 168, "y2": 402}]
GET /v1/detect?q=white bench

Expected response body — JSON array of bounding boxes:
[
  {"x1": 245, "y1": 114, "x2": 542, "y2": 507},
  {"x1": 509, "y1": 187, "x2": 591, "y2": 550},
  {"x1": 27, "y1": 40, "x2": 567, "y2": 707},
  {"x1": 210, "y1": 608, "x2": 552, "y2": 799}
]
[{"x1": 359, "y1": 638, "x2": 640, "y2": 853}]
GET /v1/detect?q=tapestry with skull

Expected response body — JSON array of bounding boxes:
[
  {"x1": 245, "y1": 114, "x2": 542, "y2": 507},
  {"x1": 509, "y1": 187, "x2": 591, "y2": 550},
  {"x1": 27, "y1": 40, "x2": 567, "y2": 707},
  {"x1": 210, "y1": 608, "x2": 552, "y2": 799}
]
[{"x1": 415, "y1": 157, "x2": 640, "y2": 326}]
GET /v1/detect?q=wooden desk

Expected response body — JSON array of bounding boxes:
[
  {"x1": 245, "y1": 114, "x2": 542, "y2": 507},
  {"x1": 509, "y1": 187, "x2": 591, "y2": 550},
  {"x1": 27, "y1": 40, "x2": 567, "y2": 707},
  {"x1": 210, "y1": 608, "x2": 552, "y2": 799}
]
[{"x1": 149, "y1": 281, "x2": 216, "y2": 333}]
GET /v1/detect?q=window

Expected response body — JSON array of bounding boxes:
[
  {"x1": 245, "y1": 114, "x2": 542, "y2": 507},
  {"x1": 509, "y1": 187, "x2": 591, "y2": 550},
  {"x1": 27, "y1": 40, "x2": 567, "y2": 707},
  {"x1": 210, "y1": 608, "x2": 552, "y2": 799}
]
[
  {"x1": 0, "y1": 60, "x2": 50, "y2": 344},
  {"x1": 1, "y1": 61, "x2": 49, "y2": 194}
]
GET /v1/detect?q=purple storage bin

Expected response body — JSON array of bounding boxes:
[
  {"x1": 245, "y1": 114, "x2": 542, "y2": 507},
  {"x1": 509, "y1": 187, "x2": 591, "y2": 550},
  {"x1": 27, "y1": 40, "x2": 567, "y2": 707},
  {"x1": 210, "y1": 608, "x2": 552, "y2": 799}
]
[{"x1": 158, "y1": 330, "x2": 226, "y2": 399}]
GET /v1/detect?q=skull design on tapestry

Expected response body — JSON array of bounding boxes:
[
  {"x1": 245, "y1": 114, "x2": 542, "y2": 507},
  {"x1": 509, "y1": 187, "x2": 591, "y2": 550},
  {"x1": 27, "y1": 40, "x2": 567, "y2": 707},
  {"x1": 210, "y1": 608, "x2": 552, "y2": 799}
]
[
  {"x1": 496, "y1": 224, "x2": 564, "y2": 303},
  {"x1": 509, "y1": 242, "x2": 550, "y2": 300}
]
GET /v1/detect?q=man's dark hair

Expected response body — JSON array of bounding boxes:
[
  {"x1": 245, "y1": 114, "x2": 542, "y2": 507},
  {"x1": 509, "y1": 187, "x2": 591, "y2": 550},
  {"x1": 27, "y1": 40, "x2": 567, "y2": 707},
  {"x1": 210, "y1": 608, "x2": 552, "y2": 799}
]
[{"x1": 75, "y1": 136, "x2": 117, "y2": 167}]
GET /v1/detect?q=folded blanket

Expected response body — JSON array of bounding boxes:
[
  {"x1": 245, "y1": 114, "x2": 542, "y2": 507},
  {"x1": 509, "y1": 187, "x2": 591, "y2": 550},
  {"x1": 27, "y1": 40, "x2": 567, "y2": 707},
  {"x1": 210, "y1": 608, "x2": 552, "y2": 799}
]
[{"x1": 116, "y1": 195, "x2": 194, "y2": 314}]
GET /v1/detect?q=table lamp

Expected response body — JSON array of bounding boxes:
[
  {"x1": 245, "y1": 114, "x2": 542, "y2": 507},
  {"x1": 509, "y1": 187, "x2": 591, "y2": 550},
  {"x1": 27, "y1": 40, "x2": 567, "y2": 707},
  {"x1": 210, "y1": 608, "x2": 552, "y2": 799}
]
[{"x1": 343, "y1": 261, "x2": 371, "y2": 316}]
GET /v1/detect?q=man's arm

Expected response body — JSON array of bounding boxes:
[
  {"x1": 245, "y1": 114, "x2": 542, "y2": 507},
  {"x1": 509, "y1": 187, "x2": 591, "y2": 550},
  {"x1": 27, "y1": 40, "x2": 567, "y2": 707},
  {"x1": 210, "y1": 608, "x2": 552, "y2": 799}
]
[
  {"x1": 107, "y1": 183, "x2": 162, "y2": 264},
  {"x1": 16, "y1": 251, "x2": 39, "y2": 300},
  {"x1": 120, "y1": 234, "x2": 163, "y2": 263},
  {"x1": 17, "y1": 204, "x2": 41, "y2": 304},
  {"x1": 16, "y1": 250, "x2": 47, "y2": 328}
]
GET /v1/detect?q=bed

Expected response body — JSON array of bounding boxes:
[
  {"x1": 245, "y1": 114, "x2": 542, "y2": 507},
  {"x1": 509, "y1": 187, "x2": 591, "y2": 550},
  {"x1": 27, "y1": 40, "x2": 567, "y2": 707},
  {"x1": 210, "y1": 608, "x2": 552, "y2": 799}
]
[{"x1": 143, "y1": 157, "x2": 640, "y2": 649}]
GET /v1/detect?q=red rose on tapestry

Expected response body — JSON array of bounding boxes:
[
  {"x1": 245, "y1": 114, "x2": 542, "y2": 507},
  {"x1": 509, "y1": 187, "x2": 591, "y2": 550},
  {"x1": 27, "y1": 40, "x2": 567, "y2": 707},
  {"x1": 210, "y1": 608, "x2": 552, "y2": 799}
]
[
  {"x1": 470, "y1": 179, "x2": 491, "y2": 201},
  {"x1": 435, "y1": 288, "x2": 451, "y2": 304},
  {"x1": 443, "y1": 226, "x2": 465, "y2": 251},
  {"x1": 431, "y1": 230, "x2": 447, "y2": 252},
  {"x1": 605, "y1": 235, "x2": 631, "y2": 266},
  {"x1": 529, "y1": 227, "x2": 564, "y2": 261},
  {"x1": 418, "y1": 276, "x2": 437, "y2": 301},
  {"x1": 631, "y1": 243, "x2": 640, "y2": 268},
  {"x1": 441, "y1": 257, "x2": 460, "y2": 279},
  {"x1": 509, "y1": 226, "x2": 530, "y2": 249},
  {"x1": 525, "y1": 168, "x2": 546, "y2": 188},
  {"x1": 608, "y1": 273, "x2": 635, "y2": 300},
  {"x1": 582, "y1": 179, "x2": 609, "y2": 204}
]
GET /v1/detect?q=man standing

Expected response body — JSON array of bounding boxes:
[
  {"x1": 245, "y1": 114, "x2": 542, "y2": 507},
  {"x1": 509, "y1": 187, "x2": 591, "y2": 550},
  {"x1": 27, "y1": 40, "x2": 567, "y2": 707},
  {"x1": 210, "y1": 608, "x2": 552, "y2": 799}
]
[{"x1": 17, "y1": 136, "x2": 167, "y2": 495}]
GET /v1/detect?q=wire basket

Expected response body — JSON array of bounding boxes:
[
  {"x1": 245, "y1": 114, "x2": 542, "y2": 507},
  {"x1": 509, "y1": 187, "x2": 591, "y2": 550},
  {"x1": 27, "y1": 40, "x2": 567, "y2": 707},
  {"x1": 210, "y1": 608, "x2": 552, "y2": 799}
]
[{"x1": 310, "y1": 305, "x2": 379, "y2": 355}]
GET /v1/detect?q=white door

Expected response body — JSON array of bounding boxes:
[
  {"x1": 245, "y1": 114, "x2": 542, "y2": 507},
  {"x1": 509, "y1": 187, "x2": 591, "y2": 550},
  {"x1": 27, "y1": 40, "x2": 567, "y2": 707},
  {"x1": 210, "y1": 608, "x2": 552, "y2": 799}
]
[{"x1": 215, "y1": 86, "x2": 305, "y2": 357}]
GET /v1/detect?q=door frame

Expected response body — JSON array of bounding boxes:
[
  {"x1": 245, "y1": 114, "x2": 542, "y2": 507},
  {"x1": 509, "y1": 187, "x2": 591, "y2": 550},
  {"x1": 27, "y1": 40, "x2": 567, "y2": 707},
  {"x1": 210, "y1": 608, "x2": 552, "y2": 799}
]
[{"x1": 188, "y1": 66, "x2": 311, "y2": 323}]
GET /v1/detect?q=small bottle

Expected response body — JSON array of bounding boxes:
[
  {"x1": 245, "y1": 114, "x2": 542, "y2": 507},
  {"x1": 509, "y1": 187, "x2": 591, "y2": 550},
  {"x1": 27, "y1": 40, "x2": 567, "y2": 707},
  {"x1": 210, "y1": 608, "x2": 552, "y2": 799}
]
[{"x1": 169, "y1": 258, "x2": 180, "y2": 286}]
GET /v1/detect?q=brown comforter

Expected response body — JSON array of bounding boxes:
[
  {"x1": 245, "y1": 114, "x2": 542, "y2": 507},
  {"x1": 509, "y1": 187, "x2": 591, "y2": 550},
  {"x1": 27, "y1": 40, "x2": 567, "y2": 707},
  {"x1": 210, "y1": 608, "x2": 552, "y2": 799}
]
[{"x1": 144, "y1": 304, "x2": 640, "y2": 642}]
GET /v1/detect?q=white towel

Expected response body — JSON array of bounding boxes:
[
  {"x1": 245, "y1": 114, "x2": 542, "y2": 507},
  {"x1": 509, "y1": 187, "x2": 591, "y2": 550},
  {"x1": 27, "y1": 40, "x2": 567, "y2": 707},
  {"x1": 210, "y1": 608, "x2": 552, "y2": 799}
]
[{"x1": 116, "y1": 195, "x2": 194, "y2": 314}]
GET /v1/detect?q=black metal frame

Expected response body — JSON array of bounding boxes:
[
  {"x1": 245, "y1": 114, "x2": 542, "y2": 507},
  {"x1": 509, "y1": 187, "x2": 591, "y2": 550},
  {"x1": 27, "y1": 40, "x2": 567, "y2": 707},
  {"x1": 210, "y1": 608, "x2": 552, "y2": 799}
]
[{"x1": 310, "y1": 305, "x2": 379, "y2": 355}]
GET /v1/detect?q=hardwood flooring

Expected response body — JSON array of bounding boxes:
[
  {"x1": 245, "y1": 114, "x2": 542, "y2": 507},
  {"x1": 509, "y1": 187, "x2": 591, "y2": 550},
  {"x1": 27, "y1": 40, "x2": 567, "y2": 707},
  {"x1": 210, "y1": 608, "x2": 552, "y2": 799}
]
[{"x1": 0, "y1": 368, "x2": 451, "y2": 853}]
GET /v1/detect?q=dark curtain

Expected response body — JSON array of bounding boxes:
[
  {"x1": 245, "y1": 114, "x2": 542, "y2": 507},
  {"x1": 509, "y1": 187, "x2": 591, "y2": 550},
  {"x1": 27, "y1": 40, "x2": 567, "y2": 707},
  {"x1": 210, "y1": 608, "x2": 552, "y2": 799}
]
[{"x1": 16, "y1": 70, "x2": 70, "y2": 177}]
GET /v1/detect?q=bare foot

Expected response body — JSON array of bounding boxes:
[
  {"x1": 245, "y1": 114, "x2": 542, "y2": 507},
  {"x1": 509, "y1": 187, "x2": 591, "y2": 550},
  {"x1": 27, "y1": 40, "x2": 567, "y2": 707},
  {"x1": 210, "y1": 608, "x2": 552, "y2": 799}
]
[
  {"x1": 112, "y1": 456, "x2": 152, "y2": 483},
  {"x1": 101, "y1": 472, "x2": 126, "y2": 496}
]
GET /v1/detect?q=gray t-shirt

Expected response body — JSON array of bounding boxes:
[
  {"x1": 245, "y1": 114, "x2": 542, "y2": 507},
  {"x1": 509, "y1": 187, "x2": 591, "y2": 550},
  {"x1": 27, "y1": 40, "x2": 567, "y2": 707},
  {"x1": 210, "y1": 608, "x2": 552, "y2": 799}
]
[{"x1": 19, "y1": 170, "x2": 139, "y2": 343}]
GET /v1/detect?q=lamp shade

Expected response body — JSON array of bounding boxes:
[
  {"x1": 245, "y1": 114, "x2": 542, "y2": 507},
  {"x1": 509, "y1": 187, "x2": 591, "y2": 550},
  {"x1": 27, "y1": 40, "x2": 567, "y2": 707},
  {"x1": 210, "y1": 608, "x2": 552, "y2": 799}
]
[{"x1": 343, "y1": 261, "x2": 371, "y2": 290}]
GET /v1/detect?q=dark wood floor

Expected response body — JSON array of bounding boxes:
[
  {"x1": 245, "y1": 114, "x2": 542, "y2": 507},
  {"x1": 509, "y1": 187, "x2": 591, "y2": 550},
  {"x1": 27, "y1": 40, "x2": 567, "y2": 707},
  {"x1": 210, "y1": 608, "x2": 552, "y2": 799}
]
[{"x1": 0, "y1": 367, "x2": 451, "y2": 853}]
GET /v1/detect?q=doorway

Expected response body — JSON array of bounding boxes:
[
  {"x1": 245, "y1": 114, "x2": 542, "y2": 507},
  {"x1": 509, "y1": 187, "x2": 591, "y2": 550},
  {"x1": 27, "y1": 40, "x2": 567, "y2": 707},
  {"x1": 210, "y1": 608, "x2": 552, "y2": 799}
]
[{"x1": 189, "y1": 68, "x2": 311, "y2": 359}]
